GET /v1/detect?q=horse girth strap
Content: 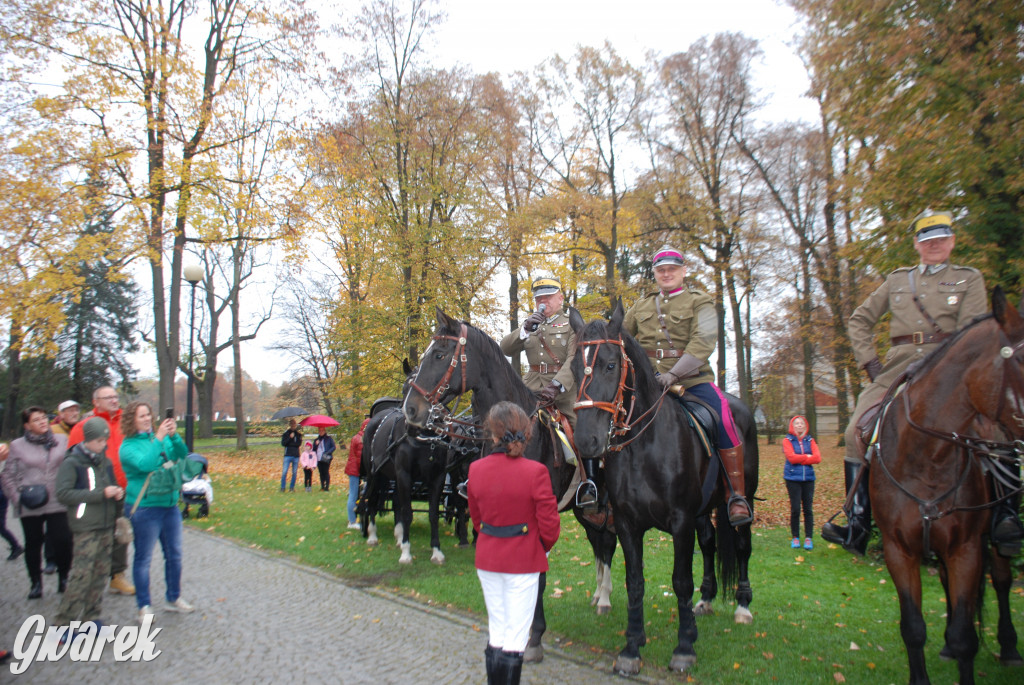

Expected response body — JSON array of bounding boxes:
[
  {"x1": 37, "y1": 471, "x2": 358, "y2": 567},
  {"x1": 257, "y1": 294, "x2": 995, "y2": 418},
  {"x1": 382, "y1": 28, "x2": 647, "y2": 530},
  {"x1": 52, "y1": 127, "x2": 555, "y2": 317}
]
[{"x1": 411, "y1": 322, "x2": 469, "y2": 405}]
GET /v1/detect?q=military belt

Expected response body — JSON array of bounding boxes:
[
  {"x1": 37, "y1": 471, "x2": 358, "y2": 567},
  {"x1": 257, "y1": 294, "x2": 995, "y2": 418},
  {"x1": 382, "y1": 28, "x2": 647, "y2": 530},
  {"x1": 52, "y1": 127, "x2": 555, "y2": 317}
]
[
  {"x1": 481, "y1": 522, "x2": 528, "y2": 537},
  {"x1": 529, "y1": 363, "x2": 561, "y2": 373},
  {"x1": 646, "y1": 349, "x2": 684, "y2": 359},
  {"x1": 891, "y1": 332, "x2": 952, "y2": 346}
]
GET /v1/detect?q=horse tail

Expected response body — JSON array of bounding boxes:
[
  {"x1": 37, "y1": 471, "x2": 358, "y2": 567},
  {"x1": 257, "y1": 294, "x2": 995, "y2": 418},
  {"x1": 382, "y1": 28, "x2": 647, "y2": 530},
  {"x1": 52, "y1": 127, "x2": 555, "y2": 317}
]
[{"x1": 715, "y1": 501, "x2": 740, "y2": 594}]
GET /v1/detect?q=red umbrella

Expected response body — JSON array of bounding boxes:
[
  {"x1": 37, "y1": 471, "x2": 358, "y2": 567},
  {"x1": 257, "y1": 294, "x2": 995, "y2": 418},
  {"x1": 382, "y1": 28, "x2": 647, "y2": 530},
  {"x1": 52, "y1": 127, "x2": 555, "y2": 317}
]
[{"x1": 299, "y1": 414, "x2": 340, "y2": 428}]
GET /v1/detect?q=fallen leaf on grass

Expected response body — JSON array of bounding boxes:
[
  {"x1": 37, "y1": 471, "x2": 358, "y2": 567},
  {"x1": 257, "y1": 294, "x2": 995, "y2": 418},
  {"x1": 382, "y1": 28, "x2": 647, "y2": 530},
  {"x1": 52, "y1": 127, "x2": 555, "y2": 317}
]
[
  {"x1": 849, "y1": 642, "x2": 859, "y2": 650},
  {"x1": 834, "y1": 673, "x2": 846, "y2": 683}
]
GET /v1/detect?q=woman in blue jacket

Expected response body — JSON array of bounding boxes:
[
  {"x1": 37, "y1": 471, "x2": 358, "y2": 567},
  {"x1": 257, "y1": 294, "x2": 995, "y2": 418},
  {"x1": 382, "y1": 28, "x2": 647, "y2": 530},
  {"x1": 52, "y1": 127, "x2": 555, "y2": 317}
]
[{"x1": 783, "y1": 415, "x2": 821, "y2": 550}]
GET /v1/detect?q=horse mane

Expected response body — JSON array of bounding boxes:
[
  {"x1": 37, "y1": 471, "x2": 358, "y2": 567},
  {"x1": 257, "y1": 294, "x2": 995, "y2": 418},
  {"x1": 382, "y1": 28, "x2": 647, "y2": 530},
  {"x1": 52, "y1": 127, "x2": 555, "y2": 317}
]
[
  {"x1": 908, "y1": 312, "x2": 995, "y2": 380},
  {"x1": 436, "y1": 316, "x2": 536, "y2": 410}
]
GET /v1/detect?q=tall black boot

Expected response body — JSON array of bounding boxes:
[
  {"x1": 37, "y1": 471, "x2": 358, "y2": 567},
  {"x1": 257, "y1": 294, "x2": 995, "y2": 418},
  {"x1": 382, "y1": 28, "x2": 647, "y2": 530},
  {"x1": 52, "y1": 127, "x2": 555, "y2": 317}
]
[
  {"x1": 575, "y1": 459, "x2": 599, "y2": 509},
  {"x1": 484, "y1": 644, "x2": 500, "y2": 685},
  {"x1": 822, "y1": 461, "x2": 872, "y2": 555},
  {"x1": 991, "y1": 492, "x2": 1023, "y2": 558},
  {"x1": 499, "y1": 650, "x2": 523, "y2": 685}
]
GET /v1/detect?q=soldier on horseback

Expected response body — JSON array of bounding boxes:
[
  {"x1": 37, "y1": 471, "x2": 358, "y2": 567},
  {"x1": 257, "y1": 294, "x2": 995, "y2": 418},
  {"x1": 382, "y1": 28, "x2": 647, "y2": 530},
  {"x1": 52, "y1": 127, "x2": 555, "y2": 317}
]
[
  {"x1": 610, "y1": 245, "x2": 754, "y2": 526},
  {"x1": 822, "y1": 209, "x2": 1024, "y2": 556}
]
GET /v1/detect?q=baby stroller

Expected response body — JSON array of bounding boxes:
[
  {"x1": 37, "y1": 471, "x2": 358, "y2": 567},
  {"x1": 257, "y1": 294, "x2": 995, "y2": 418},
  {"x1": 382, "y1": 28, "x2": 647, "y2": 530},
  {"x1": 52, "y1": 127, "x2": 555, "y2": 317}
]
[{"x1": 180, "y1": 453, "x2": 213, "y2": 519}]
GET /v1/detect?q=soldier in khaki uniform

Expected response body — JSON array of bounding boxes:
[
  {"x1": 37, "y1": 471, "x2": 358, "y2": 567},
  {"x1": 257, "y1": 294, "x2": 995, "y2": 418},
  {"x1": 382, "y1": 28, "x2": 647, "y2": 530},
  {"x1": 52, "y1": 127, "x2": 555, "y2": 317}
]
[
  {"x1": 823, "y1": 209, "x2": 1022, "y2": 556},
  {"x1": 621, "y1": 245, "x2": 752, "y2": 526},
  {"x1": 500, "y1": 277, "x2": 577, "y2": 424}
]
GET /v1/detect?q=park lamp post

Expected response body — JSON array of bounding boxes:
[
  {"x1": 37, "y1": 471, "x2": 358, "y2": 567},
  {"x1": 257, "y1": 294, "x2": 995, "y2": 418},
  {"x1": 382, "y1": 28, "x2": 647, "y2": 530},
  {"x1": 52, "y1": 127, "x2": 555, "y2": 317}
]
[{"x1": 183, "y1": 264, "x2": 204, "y2": 452}]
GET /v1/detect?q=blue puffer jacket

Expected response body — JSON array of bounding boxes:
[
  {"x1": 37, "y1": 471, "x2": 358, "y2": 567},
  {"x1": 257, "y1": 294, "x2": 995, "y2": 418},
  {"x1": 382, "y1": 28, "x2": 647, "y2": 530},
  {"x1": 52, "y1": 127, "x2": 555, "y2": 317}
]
[{"x1": 782, "y1": 415, "x2": 821, "y2": 482}]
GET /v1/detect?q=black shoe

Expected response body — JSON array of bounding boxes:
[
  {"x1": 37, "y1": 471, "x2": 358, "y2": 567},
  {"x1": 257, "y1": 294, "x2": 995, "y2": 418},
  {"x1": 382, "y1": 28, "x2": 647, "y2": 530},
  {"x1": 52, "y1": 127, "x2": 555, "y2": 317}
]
[
  {"x1": 992, "y1": 515, "x2": 1024, "y2": 557},
  {"x1": 27, "y1": 581, "x2": 42, "y2": 600},
  {"x1": 43, "y1": 562, "x2": 57, "y2": 575},
  {"x1": 58, "y1": 575, "x2": 68, "y2": 593},
  {"x1": 7, "y1": 546, "x2": 23, "y2": 561},
  {"x1": 821, "y1": 520, "x2": 870, "y2": 556}
]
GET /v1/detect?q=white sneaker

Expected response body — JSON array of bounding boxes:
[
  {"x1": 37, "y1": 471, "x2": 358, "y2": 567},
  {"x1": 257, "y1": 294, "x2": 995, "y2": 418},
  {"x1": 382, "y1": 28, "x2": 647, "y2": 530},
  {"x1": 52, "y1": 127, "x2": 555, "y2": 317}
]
[
  {"x1": 347, "y1": 522, "x2": 361, "y2": 530},
  {"x1": 138, "y1": 605, "x2": 155, "y2": 623},
  {"x1": 164, "y1": 597, "x2": 195, "y2": 613}
]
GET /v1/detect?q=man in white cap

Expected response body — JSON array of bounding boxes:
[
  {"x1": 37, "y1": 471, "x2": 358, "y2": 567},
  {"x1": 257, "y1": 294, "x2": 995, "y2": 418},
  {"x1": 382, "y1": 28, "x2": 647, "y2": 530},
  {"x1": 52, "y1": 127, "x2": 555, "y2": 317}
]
[
  {"x1": 50, "y1": 400, "x2": 81, "y2": 436},
  {"x1": 622, "y1": 245, "x2": 753, "y2": 526},
  {"x1": 822, "y1": 209, "x2": 1021, "y2": 556}
]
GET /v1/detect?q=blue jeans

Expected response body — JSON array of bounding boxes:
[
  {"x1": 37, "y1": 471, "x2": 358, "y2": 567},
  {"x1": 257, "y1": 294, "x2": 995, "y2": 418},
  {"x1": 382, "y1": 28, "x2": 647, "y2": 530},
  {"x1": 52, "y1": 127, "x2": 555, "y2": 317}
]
[
  {"x1": 347, "y1": 475, "x2": 360, "y2": 524},
  {"x1": 129, "y1": 505, "x2": 183, "y2": 609},
  {"x1": 281, "y1": 455, "x2": 299, "y2": 490}
]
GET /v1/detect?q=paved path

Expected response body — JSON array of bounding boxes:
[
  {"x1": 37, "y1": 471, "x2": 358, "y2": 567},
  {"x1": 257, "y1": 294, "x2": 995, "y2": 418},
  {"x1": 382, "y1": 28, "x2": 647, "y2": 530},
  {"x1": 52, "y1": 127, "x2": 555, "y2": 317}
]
[{"x1": 0, "y1": 520, "x2": 659, "y2": 684}]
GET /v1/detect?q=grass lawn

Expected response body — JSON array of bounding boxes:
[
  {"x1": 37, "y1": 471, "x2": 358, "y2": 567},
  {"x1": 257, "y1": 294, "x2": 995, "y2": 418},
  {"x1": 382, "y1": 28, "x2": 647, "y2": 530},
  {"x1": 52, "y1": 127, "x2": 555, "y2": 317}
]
[{"x1": 187, "y1": 438, "x2": 1024, "y2": 683}]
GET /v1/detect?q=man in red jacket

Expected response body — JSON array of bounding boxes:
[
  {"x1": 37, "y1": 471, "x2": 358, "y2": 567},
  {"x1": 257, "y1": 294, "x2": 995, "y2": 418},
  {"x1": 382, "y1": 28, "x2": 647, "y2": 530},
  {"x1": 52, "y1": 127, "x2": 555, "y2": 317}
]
[
  {"x1": 468, "y1": 402, "x2": 560, "y2": 685},
  {"x1": 66, "y1": 385, "x2": 133, "y2": 595}
]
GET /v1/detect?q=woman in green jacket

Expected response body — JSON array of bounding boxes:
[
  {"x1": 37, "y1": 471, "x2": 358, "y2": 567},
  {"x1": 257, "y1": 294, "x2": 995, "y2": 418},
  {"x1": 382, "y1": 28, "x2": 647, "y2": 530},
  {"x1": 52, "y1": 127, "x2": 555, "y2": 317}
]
[{"x1": 119, "y1": 401, "x2": 193, "y2": 624}]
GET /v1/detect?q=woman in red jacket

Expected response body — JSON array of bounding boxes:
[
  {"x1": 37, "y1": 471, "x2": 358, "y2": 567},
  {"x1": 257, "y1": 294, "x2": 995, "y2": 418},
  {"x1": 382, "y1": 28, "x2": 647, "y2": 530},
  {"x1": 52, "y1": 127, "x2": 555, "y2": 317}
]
[
  {"x1": 468, "y1": 402, "x2": 560, "y2": 685},
  {"x1": 783, "y1": 415, "x2": 822, "y2": 550},
  {"x1": 345, "y1": 418, "x2": 368, "y2": 530}
]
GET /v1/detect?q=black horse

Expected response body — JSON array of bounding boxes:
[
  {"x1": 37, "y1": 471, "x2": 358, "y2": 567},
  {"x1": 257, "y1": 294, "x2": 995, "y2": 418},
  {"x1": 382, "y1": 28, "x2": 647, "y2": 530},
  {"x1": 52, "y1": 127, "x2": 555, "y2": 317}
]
[
  {"x1": 403, "y1": 308, "x2": 620, "y2": 661},
  {"x1": 359, "y1": 362, "x2": 473, "y2": 564},
  {"x1": 571, "y1": 303, "x2": 758, "y2": 675}
]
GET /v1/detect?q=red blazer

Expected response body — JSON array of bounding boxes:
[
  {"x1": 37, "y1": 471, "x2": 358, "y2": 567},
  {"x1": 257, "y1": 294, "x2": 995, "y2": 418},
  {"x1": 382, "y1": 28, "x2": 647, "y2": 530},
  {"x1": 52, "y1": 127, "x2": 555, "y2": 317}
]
[{"x1": 468, "y1": 453, "x2": 560, "y2": 574}]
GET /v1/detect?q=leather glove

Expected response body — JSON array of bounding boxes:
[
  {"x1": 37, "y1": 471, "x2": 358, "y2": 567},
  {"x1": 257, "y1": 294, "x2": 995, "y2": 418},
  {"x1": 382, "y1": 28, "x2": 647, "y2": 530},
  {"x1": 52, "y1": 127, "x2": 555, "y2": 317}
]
[
  {"x1": 537, "y1": 382, "x2": 560, "y2": 405},
  {"x1": 864, "y1": 357, "x2": 883, "y2": 382},
  {"x1": 657, "y1": 373, "x2": 676, "y2": 389},
  {"x1": 523, "y1": 310, "x2": 546, "y2": 332},
  {"x1": 667, "y1": 353, "x2": 703, "y2": 380}
]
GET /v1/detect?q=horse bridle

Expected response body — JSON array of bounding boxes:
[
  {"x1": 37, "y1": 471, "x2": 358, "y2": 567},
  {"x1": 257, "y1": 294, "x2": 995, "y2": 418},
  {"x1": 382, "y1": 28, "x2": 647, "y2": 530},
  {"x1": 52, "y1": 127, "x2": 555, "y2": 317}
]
[
  {"x1": 574, "y1": 335, "x2": 667, "y2": 452},
  {"x1": 410, "y1": 323, "x2": 469, "y2": 406}
]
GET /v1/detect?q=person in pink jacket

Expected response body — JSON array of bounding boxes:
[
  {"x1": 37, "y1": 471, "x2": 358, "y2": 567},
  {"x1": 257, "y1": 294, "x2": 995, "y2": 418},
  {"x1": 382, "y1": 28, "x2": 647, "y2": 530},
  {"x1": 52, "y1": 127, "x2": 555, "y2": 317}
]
[
  {"x1": 783, "y1": 415, "x2": 822, "y2": 550},
  {"x1": 468, "y1": 401, "x2": 560, "y2": 685},
  {"x1": 298, "y1": 442, "x2": 317, "y2": 494}
]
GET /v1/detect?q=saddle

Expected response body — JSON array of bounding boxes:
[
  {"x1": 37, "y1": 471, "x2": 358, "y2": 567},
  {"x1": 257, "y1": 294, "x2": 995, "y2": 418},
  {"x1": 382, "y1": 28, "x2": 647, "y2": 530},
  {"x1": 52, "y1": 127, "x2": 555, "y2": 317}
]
[
  {"x1": 679, "y1": 396, "x2": 720, "y2": 456},
  {"x1": 854, "y1": 371, "x2": 912, "y2": 461}
]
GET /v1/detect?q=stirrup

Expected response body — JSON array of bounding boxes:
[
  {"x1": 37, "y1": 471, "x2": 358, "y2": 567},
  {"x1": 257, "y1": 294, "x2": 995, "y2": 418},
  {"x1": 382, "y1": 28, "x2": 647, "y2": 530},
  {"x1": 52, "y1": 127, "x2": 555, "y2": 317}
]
[
  {"x1": 575, "y1": 480, "x2": 598, "y2": 509},
  {"x1": 727, "y1": 494, "x2": 753, "y2": 527},
  {"x1": 456, "y1": 480, "x2": 468, "y2": 500}
]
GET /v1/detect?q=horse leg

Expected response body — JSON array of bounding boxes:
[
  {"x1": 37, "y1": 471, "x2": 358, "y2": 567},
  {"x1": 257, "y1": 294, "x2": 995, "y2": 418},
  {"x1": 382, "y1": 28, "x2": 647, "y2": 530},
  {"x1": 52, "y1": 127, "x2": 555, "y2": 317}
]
[
  {"x1": 613, "y1": 524, "x2": 648, "y2": 676},
  {"x1": 524, "y1": 571, "x2": 546, "y2": 663},
  {"x1": 694, "y1": 513, "x2": 717, "y2": 616},
  {"x1": 885, "y1": 543, "x2": 930, "y2": 685},
  {"x1": 668, "y1": 522, "x2": 698, "y2": 673},
  {"x1": 733, "y1": 520, "x2": 754, "y2": 625},
  {"x1": 583, "y1": 524, "x2": 615, "y2": 615},
  {"x1": 942, "y1": 547, "x2": 984, "y2": 685},
  {"x1": 428, "y1": 473, "x2": 445, "y2": 565},
  {"x1": 395, "y1": 469, "x2": 413, "y2": 564},
  {"x1": 364, "y1": 474, "x2": 379, "y2": 546},
  {"x1": 991, "y1": 551, "x2": 1023, "y2": 664}
]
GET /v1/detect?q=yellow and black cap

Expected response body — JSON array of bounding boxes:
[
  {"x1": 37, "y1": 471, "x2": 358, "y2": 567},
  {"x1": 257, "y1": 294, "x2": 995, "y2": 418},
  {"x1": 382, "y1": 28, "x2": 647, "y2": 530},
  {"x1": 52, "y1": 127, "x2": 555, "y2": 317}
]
[
  {"x1": 532, "y1": 277, "x2": 561, "y2": 297},
  {"x1": 910, "y1": 209, "x2": 954, "y2": 242}
]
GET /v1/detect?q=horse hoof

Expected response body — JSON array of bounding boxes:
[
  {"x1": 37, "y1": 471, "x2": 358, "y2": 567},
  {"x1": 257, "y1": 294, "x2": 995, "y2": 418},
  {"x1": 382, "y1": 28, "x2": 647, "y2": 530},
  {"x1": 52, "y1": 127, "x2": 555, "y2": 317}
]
[
  {"x1": 734, "y1": 606, "x2": 753, "y2": 624},
  {"x1": 399, "y1": 554, "x2": 413, "y2": 564},
  {"x1": 939, "y1": 644, "x2": 953, "y2": 661},
  {"x1": 596, "y1": 604, "x2": 611, "y2": 616},
  {"x1": 456, "y1": 542, "x2": 470, "y2": 549},
  {"x1": 367, "y1": 537, "x2": 379, "y2": 546},
  {"x1": 523, "y1": 645, "x2": 543, "y2": 663},
  {"x1": 613, "y1": 655, "x2": 642, "y2": 676},
  {"x1": 694, "y1": 600, "x2": 715, "y2": 616},
  {"x1": 669, "y1": 653, "x2": 696, "y2": 673},
  {"x1": 999, "y1": 652, "x2": 1024, "y2": 666},
  {"x1": 430, "y1": 549, "x2": 445, "y2": 565}
]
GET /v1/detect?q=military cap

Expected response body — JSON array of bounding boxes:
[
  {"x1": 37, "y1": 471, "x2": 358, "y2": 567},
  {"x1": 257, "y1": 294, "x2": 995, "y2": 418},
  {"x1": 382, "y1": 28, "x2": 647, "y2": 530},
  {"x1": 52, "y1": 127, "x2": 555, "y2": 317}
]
[
  {"x1": 652, "y1": 245, "x2": 685, "y2": 268},
  {"x1": 910, "y1": 209, "x2": 954, "y2": 241},
  {"x1": 532, "y1": 277, "x2": 561, "y2": 297}
]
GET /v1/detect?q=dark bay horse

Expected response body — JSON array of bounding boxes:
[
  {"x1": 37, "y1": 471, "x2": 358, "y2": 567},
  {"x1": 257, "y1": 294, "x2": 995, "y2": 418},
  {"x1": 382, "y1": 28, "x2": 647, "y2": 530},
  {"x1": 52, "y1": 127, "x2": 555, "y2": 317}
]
[
  {"x1": 403, "y1": 308, "x2": 620, "y2": 661},
  {"x1": 870, "y1": 287, "x2": 1024, "y2": 685},
  {"x1": 359, "y1": 362, "x2": 473, "y2": 564},
  {"x1": 571, "y1": 302, "x2": 758, "y2": 675}
]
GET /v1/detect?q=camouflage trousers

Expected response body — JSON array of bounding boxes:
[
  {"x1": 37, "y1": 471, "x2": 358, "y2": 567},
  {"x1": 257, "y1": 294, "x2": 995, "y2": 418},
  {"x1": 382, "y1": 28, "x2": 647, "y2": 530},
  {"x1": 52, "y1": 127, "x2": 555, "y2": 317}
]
[{"x1": 55, "y1": 528, "x2": 113, "y2": 624}]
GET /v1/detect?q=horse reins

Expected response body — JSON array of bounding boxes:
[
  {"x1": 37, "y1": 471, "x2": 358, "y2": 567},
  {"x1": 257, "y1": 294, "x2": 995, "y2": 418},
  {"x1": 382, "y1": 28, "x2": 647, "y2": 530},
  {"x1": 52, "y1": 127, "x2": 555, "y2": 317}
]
[
  {"x1": 410, "y1": 323, "x2": 470, "y2": 406},
  {"x1": 574, "y1": 335, "x2": 668, "y2": 452}
]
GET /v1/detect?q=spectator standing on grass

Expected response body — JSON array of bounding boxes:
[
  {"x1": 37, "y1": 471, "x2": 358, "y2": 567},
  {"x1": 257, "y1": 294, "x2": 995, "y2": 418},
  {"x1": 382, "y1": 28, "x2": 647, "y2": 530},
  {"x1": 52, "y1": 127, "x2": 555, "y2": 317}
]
[
  {"x1": 312, "y1": 427, "x2": 336, "y2": 492},
  {"x1": 467, "y1": 402, "x2": 560, "y2": 685},
  {"x1": 345, "y1": 419, "x2": 369, "y2": 529},
  {"x1": 299, "y1": 441, "x2": 317, "y2": 493},
  {"x1": 280, "y1": 419, "x2": 302, "y2": 493},
  {"x1": 783, "y1": 415, "x2": 821, "y2": 551}
]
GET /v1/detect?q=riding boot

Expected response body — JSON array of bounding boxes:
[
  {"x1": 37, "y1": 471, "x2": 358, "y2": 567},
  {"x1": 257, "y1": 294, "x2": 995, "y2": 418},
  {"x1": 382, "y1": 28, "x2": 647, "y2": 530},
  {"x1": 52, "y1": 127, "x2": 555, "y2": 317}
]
[
  {"x1": 822, "y1": 461, "x2": 872, "y2": 555},
  {"x1": 27, "y1": 575, "x2": 42, "y2": 600},
  {"x1": 499, "y1": 650, "x2": 524, "y2": 685},
  {"x1": 575, "y1": 458, "x2": 599, "y2": 510},
  {"x1": 720, "y1": 445, "x2": 753, "y2": 526},
  {"x1": 991, "y1": 496, "x2": 1023, "y2": 557},
  {"x1": 484, "y1": 644, "x2": 500, "y2": 685}
]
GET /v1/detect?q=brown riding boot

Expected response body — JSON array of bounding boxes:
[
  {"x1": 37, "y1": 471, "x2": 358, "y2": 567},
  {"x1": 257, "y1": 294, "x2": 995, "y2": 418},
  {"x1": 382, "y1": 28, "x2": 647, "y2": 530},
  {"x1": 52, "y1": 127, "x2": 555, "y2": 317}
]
[{"x1": 720, "y1": 445, "x2": 753, "y2": 526}]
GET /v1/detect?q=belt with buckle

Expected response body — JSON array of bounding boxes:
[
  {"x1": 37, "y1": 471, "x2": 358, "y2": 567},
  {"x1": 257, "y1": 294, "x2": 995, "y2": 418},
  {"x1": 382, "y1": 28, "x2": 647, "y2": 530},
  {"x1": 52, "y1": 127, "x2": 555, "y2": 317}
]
[
  {"x1": 529, "y1": 363, "x2": 561, "y2": 373},
  {"x1": 481, "y1": 522, "x2": 528, "y2": 538},
  {"x1": 891, "y1": 332, "x2": 952, "y2": 346},
  {"x1": 646, "y1": 349, "x2": 683, "y2": 359}
]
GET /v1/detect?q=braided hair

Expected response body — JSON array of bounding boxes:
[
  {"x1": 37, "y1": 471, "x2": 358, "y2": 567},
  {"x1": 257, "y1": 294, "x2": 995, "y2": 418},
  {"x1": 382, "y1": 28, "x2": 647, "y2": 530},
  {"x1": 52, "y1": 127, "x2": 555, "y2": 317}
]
[{"x1": 485, "y1": 401, "x2": 532, "y2": 458}]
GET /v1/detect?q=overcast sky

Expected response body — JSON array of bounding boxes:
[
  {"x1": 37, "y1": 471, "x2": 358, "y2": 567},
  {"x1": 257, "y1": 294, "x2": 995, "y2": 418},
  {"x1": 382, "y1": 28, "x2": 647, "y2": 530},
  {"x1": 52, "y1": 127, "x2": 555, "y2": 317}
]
[{"x1": 130, "y1": 0, "x2": 814, "y2": 387}]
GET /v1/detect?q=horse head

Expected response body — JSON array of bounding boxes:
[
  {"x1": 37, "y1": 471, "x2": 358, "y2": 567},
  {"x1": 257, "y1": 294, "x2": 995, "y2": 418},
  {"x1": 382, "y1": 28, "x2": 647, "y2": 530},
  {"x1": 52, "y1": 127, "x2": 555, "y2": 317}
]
[
  {"x1": 404, "y1": 308, "x2": 467, "y2": 428},
  {"x1": 572, "y1": 299, "x2": 661, "y2": 457}
]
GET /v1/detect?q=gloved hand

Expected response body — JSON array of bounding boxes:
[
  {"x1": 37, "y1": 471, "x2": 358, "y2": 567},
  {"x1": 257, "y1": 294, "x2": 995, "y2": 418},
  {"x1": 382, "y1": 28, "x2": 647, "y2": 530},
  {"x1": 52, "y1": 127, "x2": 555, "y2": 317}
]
[
  {"x1": 524, "y1": 310, "x2": 546, "y2": 332},
  {"x1": 864, "y1": 357, "x2": 883, "y2": 382},
  {"x1": 538, "y1": 382, "x2": 560, "y2": 404},
  {"x1": 657, "y1": 373, "x2": 676, "y2": 389}
]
